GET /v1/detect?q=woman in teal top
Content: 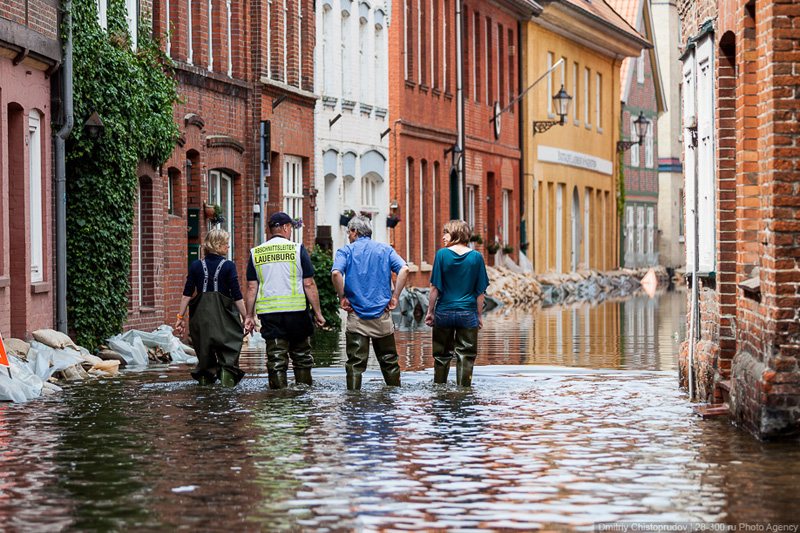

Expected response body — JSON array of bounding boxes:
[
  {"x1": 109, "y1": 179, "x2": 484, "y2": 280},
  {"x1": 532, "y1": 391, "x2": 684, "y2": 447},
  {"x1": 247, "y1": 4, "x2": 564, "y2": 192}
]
[{"x1": 425, "y1": 220, "x2": 489, "y2": 387}]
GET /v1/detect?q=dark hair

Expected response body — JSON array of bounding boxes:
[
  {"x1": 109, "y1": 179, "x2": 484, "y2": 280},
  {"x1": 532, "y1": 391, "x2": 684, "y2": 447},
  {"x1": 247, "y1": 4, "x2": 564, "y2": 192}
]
[{"x1": 442, "y1": 220, "x2": 471, "y2": 245}]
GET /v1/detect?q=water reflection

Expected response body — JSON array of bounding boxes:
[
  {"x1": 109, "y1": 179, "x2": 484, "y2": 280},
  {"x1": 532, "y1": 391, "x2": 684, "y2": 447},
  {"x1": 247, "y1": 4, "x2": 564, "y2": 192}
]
[{"x1": 0, "y1": 290, "x2": 798, "y2": 530}]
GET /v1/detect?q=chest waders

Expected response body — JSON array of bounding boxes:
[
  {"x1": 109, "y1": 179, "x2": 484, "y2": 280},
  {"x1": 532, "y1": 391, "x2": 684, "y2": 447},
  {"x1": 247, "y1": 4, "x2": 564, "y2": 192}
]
[{"x1": 188, "y1": 259, "x2": 245, "y2": 386}]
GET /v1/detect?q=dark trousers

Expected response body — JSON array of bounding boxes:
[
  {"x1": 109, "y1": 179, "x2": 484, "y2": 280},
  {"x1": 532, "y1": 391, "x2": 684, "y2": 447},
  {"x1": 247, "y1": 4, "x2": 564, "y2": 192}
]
[
  {"x1": 431, "y1": 326, "x2": 478, "y2": 387},
  {"x1": 345, "y1": 332, "x2": 401, "y2": 390}
]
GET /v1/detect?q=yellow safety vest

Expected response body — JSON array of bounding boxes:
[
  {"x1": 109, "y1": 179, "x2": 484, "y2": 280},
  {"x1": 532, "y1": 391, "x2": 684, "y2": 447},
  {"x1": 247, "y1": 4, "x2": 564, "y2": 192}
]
[{"x1": 250, "y1": 238, "x2": 307, "y2": 314}]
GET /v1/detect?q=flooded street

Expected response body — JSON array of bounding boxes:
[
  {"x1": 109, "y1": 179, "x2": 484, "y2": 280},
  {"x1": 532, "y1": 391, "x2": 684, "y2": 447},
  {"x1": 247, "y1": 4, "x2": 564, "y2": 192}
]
[{"x1": 1, "y1": 290, "x2": 799, "y2": 530}]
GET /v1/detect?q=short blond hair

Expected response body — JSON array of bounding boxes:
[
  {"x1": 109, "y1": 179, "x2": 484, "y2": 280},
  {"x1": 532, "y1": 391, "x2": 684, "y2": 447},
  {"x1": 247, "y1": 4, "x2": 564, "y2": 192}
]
[
  {"x1": 442, "y1": 220, "x2": 471, "y2": 245},
  {"x1": 203, "y1": 228, "x2": 230, "y2": 256}
]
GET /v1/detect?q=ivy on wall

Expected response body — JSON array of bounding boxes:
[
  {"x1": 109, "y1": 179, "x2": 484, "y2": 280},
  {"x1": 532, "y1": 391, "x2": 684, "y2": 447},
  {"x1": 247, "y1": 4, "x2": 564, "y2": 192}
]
[
  {"x1": 309, "y1": 246, "x2": 342, "y2": 330},
  {"x1": 66, "y1": 0, "x2": 179, "y2": 348}
]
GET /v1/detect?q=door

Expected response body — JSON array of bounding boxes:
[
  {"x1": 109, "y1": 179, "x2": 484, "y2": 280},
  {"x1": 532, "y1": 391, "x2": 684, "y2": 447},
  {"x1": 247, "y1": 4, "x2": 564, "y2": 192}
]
[
  {"x1": 571, "y1": 187, "x2": 579, "y2": 271},
  {"x1": 556, "y1": 184, "x2": 564, "y2": 273}
]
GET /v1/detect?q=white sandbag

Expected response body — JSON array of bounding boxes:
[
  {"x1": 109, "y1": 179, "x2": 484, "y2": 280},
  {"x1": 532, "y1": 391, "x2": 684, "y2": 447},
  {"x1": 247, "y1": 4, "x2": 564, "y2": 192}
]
[
  {"x1": 31, "y1": 329, "x2": 78, "y2": 350},
  {"x1": 5, "y1": 338, "x2": 30, "y2": 359},
  {"x1": 80, "y1": 353, "x2": 105, "y2": 367},
  {"x1": 90, "y1": 360, "x2": 120, "y2": 376},
  {"x1": 0, "y1": 355, "x2": 44, "y2": 402},
  {"x1": 107, "y1": 335, "x2": 149, "y2": 366}
]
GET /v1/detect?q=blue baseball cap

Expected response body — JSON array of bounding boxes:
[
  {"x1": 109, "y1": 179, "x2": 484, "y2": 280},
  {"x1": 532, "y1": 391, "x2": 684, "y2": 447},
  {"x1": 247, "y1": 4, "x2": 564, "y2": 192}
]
[{"x1": 268, "y1": 211, "x2": 295, "y2": 228}]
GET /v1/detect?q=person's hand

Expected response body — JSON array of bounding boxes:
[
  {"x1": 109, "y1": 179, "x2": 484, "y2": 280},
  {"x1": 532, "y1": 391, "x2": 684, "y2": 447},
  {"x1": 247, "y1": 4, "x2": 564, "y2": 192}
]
[
  {"x1": 339, "y1": 296, "x2": 353, "y2": 313},
  {"x1": 478, "y1": 313, "x2": 483, "y2": 329},
  {"x1": 314, "y1": 312, "x2": 326, "y2": 328},
  {"x1": 386, "y1": 296, "x2": 398, "y2": 311},
  {"x1": 174, "y1": 319, "x2": 186, "y2": 338},
  {"x1": 244, "y1": 316, "x2": 256, "y2": 335},
  {"x1": 424, "y1": 311, "x2": 434, "y2": 327}
]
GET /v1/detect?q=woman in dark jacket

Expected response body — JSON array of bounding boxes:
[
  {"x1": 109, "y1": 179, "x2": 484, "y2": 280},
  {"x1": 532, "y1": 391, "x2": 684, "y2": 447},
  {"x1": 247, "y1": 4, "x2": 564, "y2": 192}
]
[{"x1": 175, "y1": 229, "x2": 247, "y2": 386}]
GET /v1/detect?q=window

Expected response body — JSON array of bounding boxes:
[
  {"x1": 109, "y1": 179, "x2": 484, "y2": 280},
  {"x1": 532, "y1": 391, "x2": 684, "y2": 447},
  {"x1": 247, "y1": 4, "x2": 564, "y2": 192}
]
[
  {"x1": 29, "y1": 112, "x2": 43, "y2": 283},
  {"x1": 209, "y1": 170, "x2": 235, "y2": 256},
  {"x1": 498, "y1": 24, "x2": 504, "y2": 105},
  {"x1": 502, "y1": 189, "x2": 510, "y2": 245},
  {"x1": 584, "y1": 188, "x2": 591, "y2": 268},
  {"x1": 466, "y1": 185, "x2": 476, "y2": 230},
  {"x1": 266, "y1": 0, "x2": 271, "y2": 77},
  {"x1": 97, "y1": 0, "x2": 108, "y2": 29},
  {"x1": 508, "y1": 28, "x2": 514, "y2": 110},
  {"x1": 226, "y1": 0, "x2": 233, "y2": 75},
  {"x1": 547, "y1": 52, "x2": 554, "y2": 116},
  {"x1": 297, "y1": 0, "x2": 303, "y2": 86},
  {"x1": 485, "y1": 17, "x2": 491, "y2": 105},
  {"x1": 443, "y1": 0, "x2": 448, "y2": 92},
  {"x1": 419, "y1": 160, "x2": 427, "y2": 263},
  {"x1": 646, "y1": 206, "x2": 654, "y2": 256},
  {"x1": 359, "y1": 14, "x2": 369, "y2": 102},
  {"x1": 405, "y1": 158, "x2": 413, "y2": 260},
  {"x1": 625, "y1": 205, "x2": 634, "y2": 258},
  {"x1": 404, "y1": 0, "x2": 410, "y2": 79},
  {"x1": 417, "y1": 0, "x2": 422, "y2": 83},
  {"x1": 583, "y1": 67, "x2": 590, "y2": 127},
  {"x1": 630, "y1": 116, "x2": 640, "y2": 167},
  {"x1": 430, "y1": 0, "x2": 436, "y2": 88},
  {"x1": 678, "y1": 188, "x2": 685, "y2": 237},
  {"x1": 323, "y1": 6, "x2": 334, "y2": 93},
  {"x1": 187, "y1": 0, "x2": 194, "y2": 63},
  {"x1": 560, "y1": 56, "x2": 566, "y2": 118},
  {"x1": 167, "y1": 170, "x2": 175, "y2": 215},
  {"x1": 283, "y1": 0, "x2": 288, "y2": 82},
  {"x1": 282, "y1": 156, "x2": 303, "y2": 242},
  {"x1": 472, "y1": 12, "x2": 479, "y2": 101},
  {"x1": 637, "y1": 49, "x2": 645, "y2": 84},
  {"x1": 361, "y1": 175, "x2": 378, "y2": 212},
  {"x1": 572, "y1": 62, "x2": 579, "y2": 125},
  {"x1": 636, "y1": 206, "x2": 645, "y2": 257},
  {"x1": 125, "y1": 0, "x2": 138, "y2": 49},
  {"x1": 645, "y1": 120, "x2": 654, "y2": 168},
  {"x1": 375, "y1": 22, "x2": 386, "y2": 106},
  {"x1": 341, "y1": 12, "x2": 351, "y2": 98},
  {"x1": 595, "y1": 72, "x2": 602, "y2": 131}
]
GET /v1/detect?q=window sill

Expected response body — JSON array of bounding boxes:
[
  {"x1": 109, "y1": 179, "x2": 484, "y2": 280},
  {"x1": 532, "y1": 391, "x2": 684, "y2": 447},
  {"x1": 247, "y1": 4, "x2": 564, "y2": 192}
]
[
  {"x1": 407, "y1": 263, "x2": 419, "y2": 273},
  {"x1": 31, "y1": 281, "x2": 51, "y2": 294},
  {"x1": 597, "y1": 127, "x2": 604, "y2": 134},
  {"x1": 0, "y1": 276, "x2": 9, "y2": 288},
  {"x1": 419, "y1": 84, "x2": 429, "y2": 93},
  {"x1": 739, "y1": 277, "x2": 761, "y2": 300},
  {"x1": 405, "y1": 80, "x2": 416, "y2": 89},
  {"x1": 432, "y1": 88, "x2": 442, "y2": 97},
  {"x1": 420, "y1": 262, "x2": 433, "y2": 272},
  {"x1": 139, "y1": 306, "x2": 157, "y2": 314},
  {"x1": 585, "y1": 124, "x2": 592, "y2": 130}
]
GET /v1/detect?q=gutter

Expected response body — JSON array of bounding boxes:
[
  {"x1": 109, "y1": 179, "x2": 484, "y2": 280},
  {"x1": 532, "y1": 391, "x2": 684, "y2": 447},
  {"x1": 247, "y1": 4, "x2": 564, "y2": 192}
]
[{"x1": 55, "y1": 0, "x2": 74, "y2": 333}]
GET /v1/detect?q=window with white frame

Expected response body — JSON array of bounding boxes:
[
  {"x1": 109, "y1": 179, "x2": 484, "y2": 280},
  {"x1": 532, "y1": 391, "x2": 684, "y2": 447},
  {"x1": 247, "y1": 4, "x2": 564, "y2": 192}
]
[
  {"x1": 375, "y1": 23, "x2": 386, "y2": 106},
  {"x1": 341, "y1": 11, "x2": 352, "y2": 98},
  {"x1": 502, "y1": 189, "x2": 510, "y2": 245},
  {"x1": 636, "y1": 206, "x2": 645, "y2": 256},
  {"x1": 323, "y1": 6, "x2": 334, "y2": 94},
  {"x1": 165, "y1": 0, "x2": 171, "y2": 54},
  {"x1": 29, "y1": 112, "x2": 43, "y2": 283},
  {"x1": 572, "y1": 61, "x2": 579, "y2": 125},
  {"x1": 266, "y1": 0, "x2": 271, "y2": 77},
  {"x1": 97, "y1": 0, "x2": 108, "y2": 29},
  {"x1": 187, "y1": 0, "x2": 194, "y2": 63},
  {"x1": 583, "y1": 67, "x2": 590, "y2": 127},
  {"x1": 226, "y1": 0, "x2": 232, "y2": 76},
  {"x1": 361, "y1": 175, "x2": 378, "y2": 212},
  {"x1": 430, "y1": 0, "x2": 435, "y2": 88},
  {"x1": 297, "y1": 0, "x2": 303, "y2": 86},
  {"x1": 283, "y1": 156, "x2": 303, "y2": 242},
  {"x1": 630, "y1": 115, "x2": 640, "y2": 167},
  {"x1": 167, "y1": 170, "x2": 175, "y2": 215},
  {"x1": 419, "y1": 160, "x2": 427, "y2": 263},
  {"x1": 405, "y1": 158, "x2": 412, "y2": 261},
  {"x1": 625, "y1": 205, "x2": 634, "y2": 258},
  {"x1": 546, "y1": 52, "x2": 554, "y2": 116},
  {"x1": 560, "y1": 55, "x2": 566, "y2": 114},
  {"x1": 209, "y1": 169, "x2": 235, "y2": 257},
  {"x1": 472, "y1": 12, "x2": 478, "y2": 101},
  {"x1": 645, "y1": 120, "x2": 654, "y2": 168},
  {"x1": 125, "y1": 0, "x2": 138, "y2": 49},
  {"x1": 595, "y1": 72, "x2": 602, "y2": 131},
  {"x1": 359, "y1": 14, "x2": 369, "y2": 102},
  {"x1": 646, "y1": 206, "x2": 654, "y2": 256},
  {"x1": 466, "y1": 185, "x2": 476, "y2": 230},
  {"x1": 443, "y1": 0, "x2": 448, "y2": 92},
  {"x1": 637, "y1": 49, "x2": 645, "y2": 84},
  {"x1": 484, "y1": 17, "x2": 490, "y2": 104},
  {"x1": 283, "y1": 0, "x2": 288, "y2": 82},
  {"x1": 404, "y1": 0, "x2": 410, "y2": 79},
  {"x1": 417, "y1": 0, "x2": 422, "y2": 83}
]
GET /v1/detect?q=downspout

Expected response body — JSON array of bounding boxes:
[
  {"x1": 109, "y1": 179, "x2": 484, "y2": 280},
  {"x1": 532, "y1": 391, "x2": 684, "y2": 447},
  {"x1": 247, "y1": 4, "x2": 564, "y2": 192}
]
[
  {"x1": 55, "y1": 0, "x2": 74, "y2": 333},
  {"x1": 517, "y1": 21, "x2": 527, "y2": 265},
  {"x1": 455, "y1": 0, "x2": 464, "y2": 218},
  {"x1": 688, "y1": 50, "x2": 699, "y2": 402}
]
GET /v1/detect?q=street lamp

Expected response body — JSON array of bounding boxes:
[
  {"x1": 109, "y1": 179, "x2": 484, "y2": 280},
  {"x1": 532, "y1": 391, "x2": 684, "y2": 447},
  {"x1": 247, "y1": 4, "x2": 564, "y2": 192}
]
[
  {"x1": 83, "y1": 111, "x2": 104, "y2": 139},
  {"x1": 532, "y1": 85, "x2": 573, "y2": 134},
  {"x1": 617, "y1": 111, "x2": 650, "y2": 152}
]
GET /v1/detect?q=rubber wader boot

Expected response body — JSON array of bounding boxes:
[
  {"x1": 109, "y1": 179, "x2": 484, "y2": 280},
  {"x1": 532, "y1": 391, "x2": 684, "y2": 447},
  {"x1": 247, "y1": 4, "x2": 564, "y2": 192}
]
[
  {"x1": 433, "y1": 362, "x2": 451, "y2": 384},
  {"x1": 197, "y1": 374, "x2": 215, "y2": 386},
  {"x1": 219, "y1": 368, "x2": 237, "y2": 387},
  {"x1": 455, "y1": 328, "x2": 479, "y2": 387},
  {"x1": 294, "y1": 367, "x2": 313, "y2": 386},
  {"x1": 373, "y1": 334, "x2": 401, "y2": 387},
  {"x1": 268, "y1": 371, "x2": 288, "y2": 390},
  {"x1": 345, "y1": 332, "x2": 371, "y2": 391}
]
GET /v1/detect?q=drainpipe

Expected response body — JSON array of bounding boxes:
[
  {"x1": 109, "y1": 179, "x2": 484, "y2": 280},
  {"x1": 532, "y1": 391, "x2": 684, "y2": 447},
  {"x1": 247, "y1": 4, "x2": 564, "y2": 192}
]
[
  {"x1": 455, "y1": 0, "x2": 464, "y2": 218},
  {"x1": 55, "y1": 0, "x2": 74, "y2": 333}
]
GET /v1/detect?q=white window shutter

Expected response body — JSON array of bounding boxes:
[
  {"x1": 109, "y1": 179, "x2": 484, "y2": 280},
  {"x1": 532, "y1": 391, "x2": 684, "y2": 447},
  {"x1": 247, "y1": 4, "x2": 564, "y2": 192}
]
[
  {"x1": 682, "y1": 49, "x2": 696, "y2": 272},
  {"x1": 696, "y1": 36, "x2": 716, "y2": 273}
]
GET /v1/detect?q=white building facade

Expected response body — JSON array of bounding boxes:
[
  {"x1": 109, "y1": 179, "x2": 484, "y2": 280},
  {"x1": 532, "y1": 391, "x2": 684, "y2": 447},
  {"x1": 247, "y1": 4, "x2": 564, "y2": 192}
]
[{"x1": 315, "y1": 0, "x2": 391, "y2": 250}]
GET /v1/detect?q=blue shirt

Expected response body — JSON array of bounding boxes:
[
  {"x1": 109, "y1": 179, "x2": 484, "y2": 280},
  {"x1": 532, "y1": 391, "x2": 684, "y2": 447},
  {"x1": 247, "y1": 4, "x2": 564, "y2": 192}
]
[
  {"x1": 332, "y1": 237, "x2": 406, "y2": 319},
  {"x1": 429, "y1": 248, "x2": 489, "y2": 312},
  {"x1": 183, "y1": 253, "x2": 244, "y2": 301}
]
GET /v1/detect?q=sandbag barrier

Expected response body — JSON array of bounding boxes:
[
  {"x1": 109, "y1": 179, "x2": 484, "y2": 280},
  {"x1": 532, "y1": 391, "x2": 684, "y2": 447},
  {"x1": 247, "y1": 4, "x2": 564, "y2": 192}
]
[{"x1": 0, "y1": 326, "x2": 198, "y2": 403}]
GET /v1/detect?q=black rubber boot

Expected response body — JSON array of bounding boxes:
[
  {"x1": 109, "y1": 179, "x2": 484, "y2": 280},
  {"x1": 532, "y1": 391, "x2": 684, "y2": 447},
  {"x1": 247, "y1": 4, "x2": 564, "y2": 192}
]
[
  {"x1": 455, "y1": 328, "x2": 479, "y2": 387},
  {"x1": 293, "y1": 366, "x2": 313, "y2": 386},
  {"x1": 219, "y1": 368, "x2": 237, "y2": 387},
  {"x1": 373, "y1": 334, "x2": 401, "y2": 387},
  {"x1": 432, "y1": 325, "x2": 455, "y2": 384},
  {"x1": 197, "y1": 373, "x2": 215, "y2": 386},
  {"x1": 345, "y1": 332, "x2": 370, "y2": 391},
  {"x1": 268, "y1": 371, "x2": 288, "y2": 390}
]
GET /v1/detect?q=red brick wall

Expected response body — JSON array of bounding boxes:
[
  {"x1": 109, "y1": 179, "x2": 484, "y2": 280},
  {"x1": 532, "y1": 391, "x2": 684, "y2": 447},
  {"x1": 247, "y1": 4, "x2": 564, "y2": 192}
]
[
  {"x1": 0, "y1": 0, "x2": 58, "y2": 39},
  {"x1": 390, "y1": 0, "x2": 523, "y2": 285}
]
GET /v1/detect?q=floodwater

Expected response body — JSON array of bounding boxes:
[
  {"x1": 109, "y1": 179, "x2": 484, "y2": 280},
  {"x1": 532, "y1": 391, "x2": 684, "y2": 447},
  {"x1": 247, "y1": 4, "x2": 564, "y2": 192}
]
[{"x1": 1, "y1": 289, "x2": 799, "y2": 531}]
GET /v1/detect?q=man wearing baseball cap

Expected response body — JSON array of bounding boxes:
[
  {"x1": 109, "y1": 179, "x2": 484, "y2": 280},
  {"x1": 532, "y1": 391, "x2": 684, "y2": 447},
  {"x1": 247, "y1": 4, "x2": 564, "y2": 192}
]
[{"x1": 244, "y1": 212, "x2": 326, "y2": 388}]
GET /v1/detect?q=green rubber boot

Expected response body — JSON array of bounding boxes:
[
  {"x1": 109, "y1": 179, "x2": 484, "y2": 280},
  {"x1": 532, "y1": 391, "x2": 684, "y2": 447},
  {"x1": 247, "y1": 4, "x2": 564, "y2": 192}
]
[
  {"x1": 197, "y1": 374, "x2": 215, "y2": 386},
  {"x1": 294, "y1": 367, "x2": 313, "y2": 386},
  {"x1": 345, "y1": 332, "x2": 371, "y2": 391},
  {"x1": 373, "y1": 334, "x2": 401, "y2": 387},
  {"x1": 219, "y1": 368, "x2": 237, "y2": 387},
  {"x1": 455, "y1": 328, "x2": 479, "y2": 388},
  {"x1": 268, "y1": 371, "x2": 288, "y2": 390},
  {"x1": 433, "y1": 362, "x2": 451, "y2": 384}
]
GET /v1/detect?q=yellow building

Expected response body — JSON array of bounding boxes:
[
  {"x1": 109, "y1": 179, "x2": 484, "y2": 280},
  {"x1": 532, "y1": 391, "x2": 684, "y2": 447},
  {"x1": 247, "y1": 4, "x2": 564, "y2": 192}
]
[{"x1": 521, "y1": 0, "x2": 649, "y2": 272}]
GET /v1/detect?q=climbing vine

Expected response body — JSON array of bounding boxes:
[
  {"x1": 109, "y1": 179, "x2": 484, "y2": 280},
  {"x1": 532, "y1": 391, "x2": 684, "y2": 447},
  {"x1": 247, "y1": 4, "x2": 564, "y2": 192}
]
[
  {"x1": 66, "y1": 0, "x2": 179, "y2": 348},
  {"x1": 309, "y1": 246, "x2": 342, "y2": 329}
]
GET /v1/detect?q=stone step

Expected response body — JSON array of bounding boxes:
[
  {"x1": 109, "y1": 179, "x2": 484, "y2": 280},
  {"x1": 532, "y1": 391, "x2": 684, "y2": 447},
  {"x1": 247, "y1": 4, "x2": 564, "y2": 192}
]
[{"x1": 693, "y1": 403, "x2": 730, "y2": 419}]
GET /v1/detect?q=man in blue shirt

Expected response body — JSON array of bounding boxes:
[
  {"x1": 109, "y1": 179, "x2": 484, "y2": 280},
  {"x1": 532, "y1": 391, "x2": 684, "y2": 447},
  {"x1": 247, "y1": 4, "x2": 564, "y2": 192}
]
[{"x1": 331, "y1": 216, "x2": 409, "y2": 390}]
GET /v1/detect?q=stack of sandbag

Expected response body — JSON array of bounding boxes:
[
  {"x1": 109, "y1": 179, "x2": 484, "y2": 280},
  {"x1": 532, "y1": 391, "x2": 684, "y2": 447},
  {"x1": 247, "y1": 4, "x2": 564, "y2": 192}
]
[
  {"x1": 29, "y1": 329, "x2": 120, "y2": 380},
  {"x1": 107, "y1": 326, "x2": 198, "y2": 367}
]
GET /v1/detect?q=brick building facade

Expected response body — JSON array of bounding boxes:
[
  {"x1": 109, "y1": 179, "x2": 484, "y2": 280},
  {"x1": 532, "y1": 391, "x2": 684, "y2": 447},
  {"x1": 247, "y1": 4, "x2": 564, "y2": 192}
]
[
  {"x1": 0, "y1": 0, "x2": 61, "y2": 338},
  {"x1": 389, "y1": 0, "x2": 540, "y2": 285},
  {"x1": 679, "y1": 0, "x2": 800, "y2": 438}
]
